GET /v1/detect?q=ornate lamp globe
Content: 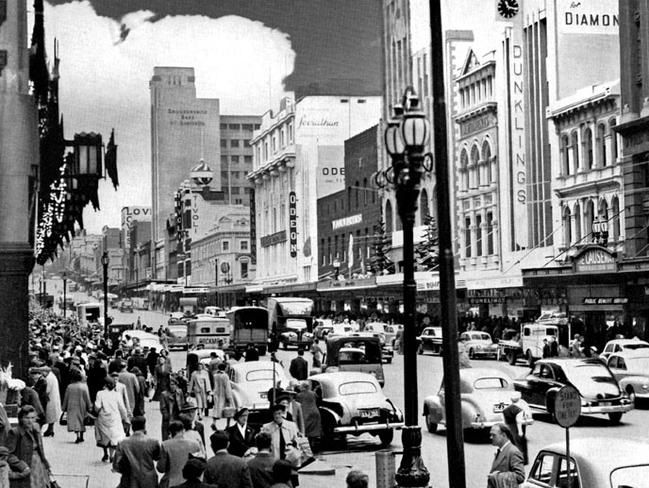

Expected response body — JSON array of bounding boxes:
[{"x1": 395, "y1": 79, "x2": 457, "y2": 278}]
[{"x1": 190, "y1": 159, "x2": 214, "y2": 187}]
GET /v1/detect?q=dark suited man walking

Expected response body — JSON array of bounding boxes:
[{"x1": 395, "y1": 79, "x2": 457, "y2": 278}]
[
  {"x1": 487, "y1": 423, "x2": 525, "y2": 488},
  {"x1": 113, "y1": 416, "x2": 161, "y2": 488},
  {"x1": 288, "y1": 348, "x2": 308, "y2": 381}
]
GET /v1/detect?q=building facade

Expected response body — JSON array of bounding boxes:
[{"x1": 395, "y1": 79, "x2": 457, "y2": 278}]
[
  {"x1": 248, "y1": 95, "x2": 381, "y2": 288},
  {"x1": 219, "y1": 115, "x2": 260, "y2": 206},
  {"x1": 150, "y1": 67, "x2": 220, "y2": 280}
]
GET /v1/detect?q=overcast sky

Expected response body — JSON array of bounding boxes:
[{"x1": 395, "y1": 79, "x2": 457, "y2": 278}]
[{"x1": 42, "y1": 0, "x2": 501, "y2": 233}]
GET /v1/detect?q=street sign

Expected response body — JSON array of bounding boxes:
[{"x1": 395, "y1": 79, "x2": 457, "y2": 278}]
[{"x1": 554, "y1": 385, "x2": 581, "y2": 427}]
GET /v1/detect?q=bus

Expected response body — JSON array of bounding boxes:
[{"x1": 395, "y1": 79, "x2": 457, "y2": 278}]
[
  {"x1": 266, "y1": 297, "x2": 314, "y2": 350},
  {"x1": 226, "y1": 306, "x2": 269, "y2": 356},
  {"x1": 187, "y1": 316, "x2": 230, "y2": 349},
  {"x1": 77, "y1": 302, "x2": 102, "y2": 327}
]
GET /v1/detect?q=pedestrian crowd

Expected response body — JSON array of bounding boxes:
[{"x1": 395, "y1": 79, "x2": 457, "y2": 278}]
[{"x1": 0, "y1": 305, "x2": 352, "y2": 487}]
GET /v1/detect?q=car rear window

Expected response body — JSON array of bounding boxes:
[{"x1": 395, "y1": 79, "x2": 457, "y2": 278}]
[
  {"x1": 473, "y1": 377, "x2": 508, "y2": 389},
  {"x1": 610, "y1": 465, "x2": 649, "y2": 488},
  {"x1": 625, "y1": 343, "x2": 649, "y2": 351},
  {"x1": 339, "y1": 381, "x2": 377, "y2": 395},
  {"x1": 246, "y1": 370, "x2": 276, "y2": 382}
]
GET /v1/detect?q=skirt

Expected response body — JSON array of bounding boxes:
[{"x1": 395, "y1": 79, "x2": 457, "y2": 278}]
[{"x1": 30, "y1": 452, "x2": 49, "y2": 488}]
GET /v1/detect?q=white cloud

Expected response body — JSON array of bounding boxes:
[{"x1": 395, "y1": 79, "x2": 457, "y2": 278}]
[{"x1": 44, "y1": 1, "x2": 295, "y2": 232}]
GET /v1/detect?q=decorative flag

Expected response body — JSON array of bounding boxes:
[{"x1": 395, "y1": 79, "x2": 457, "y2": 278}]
[
  {"x1": 348, "y1": 233, "x2": 354, "y2": 272},
  {"x1": 105, "y1": 129, "x2": 119, "y2": 190}
]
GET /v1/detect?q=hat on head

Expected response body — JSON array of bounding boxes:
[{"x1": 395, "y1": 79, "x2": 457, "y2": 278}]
[
  {"x1": 270, "y1": 403, "x2": 286, "y2": 414},
  {"x1": 276, "y1": 393, "x2": 291, "y2": 403},
  {"x1": 180, "y1": 402, "x2": 198, "y2": 413},
  {"x1": 233, "y1": 407, "x2": 249, "y2": 420}
]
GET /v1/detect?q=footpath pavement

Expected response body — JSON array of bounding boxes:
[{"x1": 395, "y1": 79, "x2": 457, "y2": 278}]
[{"x1": 43, "y1": 398, "x2": 372, "y2": 488}]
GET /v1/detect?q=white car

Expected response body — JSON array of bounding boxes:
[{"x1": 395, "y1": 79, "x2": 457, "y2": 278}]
[
  {"x1": 459, "y1": 331, "x2": 498, "y2": 359},
  {"x1": 228, "y1": 361, "x2": 292, "y2": 411},
  {"x1": 120, "y1": 329, "x2": 165, "y2": 352},
  {"x1": 601, "y1": 338, "x2": 649, "y2": 360},
  {"x1": 606, "y1": 351, "x2": 649, "y2": 403}
]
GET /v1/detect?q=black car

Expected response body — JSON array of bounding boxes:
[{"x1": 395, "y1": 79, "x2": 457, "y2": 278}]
[
  {"x1": 513, "y1": 358, "x2": 633, "y2": 424},
  {"x1": 417, "y1": 326, "x2": 443, "y2": 355}
]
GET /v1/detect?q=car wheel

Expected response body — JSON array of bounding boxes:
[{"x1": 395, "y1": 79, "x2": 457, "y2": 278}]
[
  {"x1": 507, "y1": 351, "x2": 517, "y2": 365},
  {"x1": 417, "y1": 345, "x2": 424, "y2": 355},
  {"x1": 378, "y1": 429, "x2": 394, "y2": 446},
  {"x1": 468, "y1": 348, "x2": 475, "y2": 360},
  {"x1": 608, "y1": 412, "x2": 623, "y2": 424},
  {"x1": 425, "y1": 414, "x2": 438, "y2": 433}
]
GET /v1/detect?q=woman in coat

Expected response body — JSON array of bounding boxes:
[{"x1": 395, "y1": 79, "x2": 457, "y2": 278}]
[
  {"x1": 61, "y1": 370, "x2": 92, "y2": 443},
  {"x1": 42, "y1": 367, "x2": 61, "y2": 437},
  {"x1": 153, "y1": 356, "x2": 171, "y2": 402},
  {"x1": 94, "y1": 377, "x2": 130, "y2": 462},
  {"x1": 130, "y1": 367, "x2": 148, "y2": 417},
  {"x1": 188, "y1": 363, "x2": 210, "y2": 420},
  {"x1": 6, "y1": 406, "x2": 51, "y2": 488},
  {"x1": 86, "y1": 356, "x2": 107, "y2": 403},
  {"x1": 210, "y1": 363, "x2": 233, "y2": 430}
]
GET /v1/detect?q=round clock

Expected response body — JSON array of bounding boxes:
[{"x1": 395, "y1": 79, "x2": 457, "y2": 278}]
[{"x1": 498, "y1": 0, "x2": 519, "y2": 19}]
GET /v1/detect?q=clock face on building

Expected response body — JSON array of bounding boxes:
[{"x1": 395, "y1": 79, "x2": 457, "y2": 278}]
[{"x1": 497, "y1": 0, "x2": 519, "y2": 19}]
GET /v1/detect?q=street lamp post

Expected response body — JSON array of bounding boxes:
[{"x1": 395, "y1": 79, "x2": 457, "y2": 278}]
[
  {"x1": 101, "y1": 252, "x2": 109, "y2": 337},
  {"x1": 376, "y1": 88, "x2": 433, "y2": 488},
  {"x1": 62, "y1": 272, "x2": 67, "y2": 319}
]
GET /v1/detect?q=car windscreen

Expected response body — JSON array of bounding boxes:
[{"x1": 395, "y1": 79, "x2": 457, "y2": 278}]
[
  {"x1": 334, "y1": 341, "x2": 382, "y2": 363},
  {"x1": 473, "y1": 333, "x2": 491, "y2": 341},
  {"x1": 286, "y1": 319, "x2": 307, "y2": 329},
  {"x1": 278, "y1": 301, "x2": 313, "y2": 315},
  {"x1": 473, "y1": 377, "x2": 509, "y2": 389},
  {"x1": 610, "y1": 465, "x2": 649, "y2": 488},
  {"x1": 565, "y1": 363, "x2": 620, "y2": 394},
  {"x1": 167, "y1": 326, "x2": 186, "y2": 336},
  {"x1": 339, "y1": 381, "x2": 377, "y2": 395}
]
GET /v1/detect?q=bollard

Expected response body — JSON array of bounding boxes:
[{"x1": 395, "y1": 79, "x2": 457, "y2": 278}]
[{"x1": 376, "y1": 449, "x2": 396, "y2": 488}]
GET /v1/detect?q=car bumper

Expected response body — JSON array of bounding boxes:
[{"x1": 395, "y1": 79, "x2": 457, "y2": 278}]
[
  {"x1": 334, "y1": 420, "x2": 404, "y2": 434},
  {"x1": 635, "y1": 391, "x2": 649, "y2": 399},
  {"x1": 472, "y1": 350, "x2": 498, "y2": 357},
  {"x1": 581, "y1": 402, "x2": 633, "y2": 414}
]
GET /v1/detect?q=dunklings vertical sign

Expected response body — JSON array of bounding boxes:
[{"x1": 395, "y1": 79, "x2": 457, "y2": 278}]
[
  {"x1": 249, "y1": 188, "x2": 256, "y2": 265},
  {"x1": 289, "y1": 191, "x2": 297, "y2": 257}
]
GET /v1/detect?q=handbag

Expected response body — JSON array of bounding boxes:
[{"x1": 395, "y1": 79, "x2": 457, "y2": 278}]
[
  {"x1": 58, "y1": 412, "x2": 67, "y2": 426},
  {"x1": 206, "y1": 394, "x2": 214, "y2": 409},
  {"x1": 295, "y1": 436, "x2": 315, "y2": 467}
]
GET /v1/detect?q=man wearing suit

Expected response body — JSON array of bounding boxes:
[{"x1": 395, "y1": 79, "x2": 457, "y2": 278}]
[
  {"x1": 246, "y1": 432, "x2": 275, "y2": 488},
  {"x1": 260, "y1": 404, "x2": 300, "y2": 461},
  {"x1": 157, "y1": 421, "x2": 201, "y2": 488},
  {"x1": 113, "y1": 416, "x2": 161, "y2": 488},
  {"x1": 169, "y1": 458, "x2": 218, "y2": 488},
  {"x1": 160, "y1": 379, "x2": 184, "y2": 440},
  {"x1": 289, "y1": 349, "x2": 308, "y2": 381},
  {"x1": 226, "y1": 408, "x2": 256, "y2": 457},
  {"x1": 487, "y1": 423, "x2": 525, "y2": 488},
  {"x1": 204, "y1": 430, "x2": 253, "y2": 488},
  {"x1": 277, "y1": 394, "x2": 305, "y2": 435}
]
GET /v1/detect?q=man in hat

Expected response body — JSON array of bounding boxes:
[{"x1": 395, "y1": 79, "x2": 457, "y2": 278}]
[
  {"x1": 277, "y1": 393, "x2": 305, "y2": 435},
  {"x1": 160, "y1": 377, "x2": 184, "y2": 440},
  {"x1": 260, "y1": 404, "x2": 299, "y2": 462},
  {"x1": 128, "y1": 348, "x2": 148, "y2": 377},
  {"x1": 172, "y1": 457, "x2": 217, "y2": 488},
  {"x1": 42, "y1": 366, "x2": 62, "y2": 437},
  {"x1": 226, "y1": 408, "x2": 255, "y2": 457},
  {"x1": 289, "y1": 348, "x2": 308, "y2": 381},
  {"x1": 180, "y1": 402, "x2": 205, "y2": 452},
  {"x1": 204, "y1": 430, "x2": 253, "y2": 488}
]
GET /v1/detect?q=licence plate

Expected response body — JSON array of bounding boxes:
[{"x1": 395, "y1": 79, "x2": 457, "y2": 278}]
[
  {"x1": 599, "y1": 402, "x2": 611, "y2": 407},
  {"x1": 260, "y1": 392, "x2": 267, "y2": 399},
  {"x1": 360, "y1": 409, "x2": 379, "y2": 418},
  {"x1": 493, "y1": 403, "x2": 506, "y2": 413}
]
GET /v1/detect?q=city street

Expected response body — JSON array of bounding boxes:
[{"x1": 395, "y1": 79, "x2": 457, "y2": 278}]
[{"x1": 44, "y1": 287, "x2": 649, "y2": 488}]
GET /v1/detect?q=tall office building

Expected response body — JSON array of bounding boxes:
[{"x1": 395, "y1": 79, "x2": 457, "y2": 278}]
[{"x1": 150, "y1": 67, "x2": 220, "y2": 280}]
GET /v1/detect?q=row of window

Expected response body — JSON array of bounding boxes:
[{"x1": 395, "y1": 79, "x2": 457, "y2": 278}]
[
  {"x1": 220, "y1": 171, "x2": 248, "y2": 180},
  {"x1": 459, "y1": 74, "x2": 494, "y2": 110},
  {"x1": 189, "y1": 260, "x2": 250, "y2": 282},
  {"x1": 561, "y1": 197, "x2": 621, "y2": 247},
  {"x1": 194, "y1": 239, "x2": 249, "y2": 259},
  {"x1": 463, "y1": 212, "x2": 496, "y2": 258},
  {"x1": 220, "y1": 155, "x2": 253, "y2": 164},
  {"x1": 321, "y1": 178, "x2": 377, "y2": 216},
  {"x1": 219, "y1": 123, "x2": 260, "y2": 131},
  {"x1": 559, "y1": 118, "x2": 619, "y2": 175},
  {"x1": 320, "y1": 229, "x2": 373, "y2": 267},
  {"x1": 458, "y1": 141, "x2": 495, "y2": 190},
  {"x1": 255, "y1": 121, "x2": 295, "y2": 164},
  {"x1": 220, "y1": 139, "x2": 251, "y2": 148}
]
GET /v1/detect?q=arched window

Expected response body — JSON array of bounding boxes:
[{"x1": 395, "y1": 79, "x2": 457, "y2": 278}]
[
  {"x1": 354, "y1": 180, "x2": 360, "y2": 208},
  {"x1": 385, "y1": 200, "x2": 394, "y2": 234},
  {"x1": 486, "y1": 212, "x2": 494, "y2": 255},
  {"x1": 420, "y1": 189, "x2": 430, "y2": 225},
  {"x1": 471, "y1": 144, "x2": 481, "y2": 188},
  {"x1": 562, "y1": 206, "x2": 572, "y2": 247},
  {"x1": 611, "y1": 196, "x2": 620, "y2": 241},
  {"x1": 571, "y1": 130, "x2": 580, "y2": 173},
  {"x1": 583, "y1": 127, "x2": 593, "y2": 170},
  {"x1": 597, "y1": 123, "x2": 607, "y2": 167},
  {"x1": 585, "y1": 200, "x2": 595, "y2": 242},
  {"x1": 482, "y1": 141, "x2": 492, "y2": 183},
  {"x1": 609, "y1": 117, "x2": 618, "y2": 162},
  {"x1": 574, "y1": 202, "x2": 582, "y2": 243},
  {"x1": 460, "y1": 149, "x2": 469, "y2": 190},
  {"x1": 464, "y1": 217, "x2": 472, "y2": 258},
  {"x1": 599, "y1": 199, "x2": 609, "y2": 222},
  {"x1": 561, "y1": 135, "x2": 570, "y2": 175}
]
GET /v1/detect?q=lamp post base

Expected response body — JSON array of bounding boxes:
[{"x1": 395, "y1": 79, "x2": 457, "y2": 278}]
[{"x1": 395, "y1": 425, "x2": 430, "y2": 488}]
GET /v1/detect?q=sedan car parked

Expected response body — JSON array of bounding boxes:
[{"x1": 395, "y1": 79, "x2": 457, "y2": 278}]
[
  {"x1": 601, "y1": 338, "x2": 649, "y2": 360},
  {"x1": 522, "y1": 437, "x2": 649, "y2": 488},
  {"x1": 417, "y1": 326, "x2": 443, "y2": 355},
  {"x1": 423, "y1": 368, "x2": 530, "y2": 434},
  {"x1": 606, "y1": 351, "x2": 649, "y2": 404},
  {"x1": 459, "y1": 331, "x2": 498, "y2": 359},
  {"x1": 309, "y1": 372, "x2": 403, "y2": 447},
  {"x1": 514, "y1": 358, "x2": 633, "y2": 424}
]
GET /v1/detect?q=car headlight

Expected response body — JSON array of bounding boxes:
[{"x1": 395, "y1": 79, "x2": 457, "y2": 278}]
[
  {"x1": 642, "y1": 384, "x2": 649, "y2": 390},
  {"x1": 476, "y1": 344, "x2": 482, "y2": 349}
]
